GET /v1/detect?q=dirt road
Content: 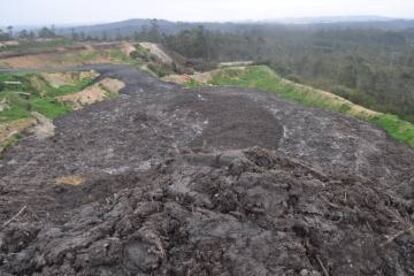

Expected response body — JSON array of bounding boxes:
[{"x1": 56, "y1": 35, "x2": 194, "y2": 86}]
[{"x1": 0, "y1": 65, "x2": 413, "y2": 275}]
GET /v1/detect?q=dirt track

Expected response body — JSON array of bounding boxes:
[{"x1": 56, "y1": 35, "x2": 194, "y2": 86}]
[{"x1": 1, "y1": 65, "x2": 414, "y2": 275}]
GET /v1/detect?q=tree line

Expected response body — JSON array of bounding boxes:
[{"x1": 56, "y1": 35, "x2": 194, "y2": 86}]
[
  {"x1": 0, "y1": 26, "x2": 59, "y2": 41},
  {"x1": 161, "y1": 25, "x2": 414, "y2": 123}
]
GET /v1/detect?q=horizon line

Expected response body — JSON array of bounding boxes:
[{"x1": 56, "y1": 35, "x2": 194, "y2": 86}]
[{"x1": 2, "y1": 14, "x2": 414, "y2": 28}]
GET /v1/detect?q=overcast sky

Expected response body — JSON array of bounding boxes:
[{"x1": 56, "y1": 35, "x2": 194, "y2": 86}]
[{"x1": 1, "y1": 0, "x2": 414, "y2": 26}]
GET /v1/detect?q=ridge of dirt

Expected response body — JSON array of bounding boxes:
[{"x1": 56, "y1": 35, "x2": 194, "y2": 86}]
[
  {"x1": 139, "y1": 42, "x2": 174, "y2": 65},
  {"x1": 40, "y1": 71, "x2": 99, "y2": 88},
  {"x1": 121, "y1": 42, "x2": 137, "y2": 57},
  {"x1": 0, "y1": 65, "x2": 413, "y2": 275},
  {"x1": 0, "y1": 43, "x2": 127, "y2": 69},
  {"x1": 57, "y1": 78, "x2": 125, "y2": 110},
  {"x1": 162, "y1": 67, "x2": 246, "y2": 85},
  {"x1": 219, "y1": 61, "x2": 254, "y2": 67},
  {"x1": 0, "y1": 52, "x2": 109, "y2": 69},
  {"x1": 0, "y1": 119, "x2": 36, "y2": 154},
  {"x1": 0, "y1": 119, "x2": 36, "y2": 144},
  {"x1": 29, "y1": 112, "x2": 56, "y2": 140}
]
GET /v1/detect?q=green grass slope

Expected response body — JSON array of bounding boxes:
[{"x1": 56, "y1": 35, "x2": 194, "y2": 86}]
[{"x1": 0, "y1": 72, "x2": 95, "y2": 122}]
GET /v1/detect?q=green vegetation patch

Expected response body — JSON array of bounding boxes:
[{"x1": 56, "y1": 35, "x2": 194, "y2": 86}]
[
  {"x1": 107, "y1": 49, "x2": 132, "y2": 63},
  {"x1": 369, "y1": 115, "x2": 414, "y2": 147},
  {"x1": 184, "y1": 79, "x2": 206, "y2": 89},
  {"x1": 0, "y1": 71, "x2": 95, "y2": 122},
  {"x1": 210, "y1": 66, "x2": 349, "y2": 111},
  {"x1": 208, "y1": 65, "x2": 414, "y2": 148},
  {"x1": 29, "y1": 98, "x2": 71, "y2": 119},
  {"x1": 130, "y1": 44, "x2": 151, "y2": 62},
  {"x1": 59, "y1": 50, "x2": 100, "y2": 64}
]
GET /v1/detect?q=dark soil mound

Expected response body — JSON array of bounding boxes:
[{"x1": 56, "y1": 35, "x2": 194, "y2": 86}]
[
  {"x1": 0, "y1": 65, "x2": 413, "y2": 275},
  {"x1": 171, "y1": 92, "x2": 283, "y2": 150},
  {"x1": 1, "y1": 148, "x2": 413, "y2": 275}
]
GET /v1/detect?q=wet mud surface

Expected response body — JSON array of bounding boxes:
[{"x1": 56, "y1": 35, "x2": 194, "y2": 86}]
[{"x1": 0, "y1": 65, "x2": 413, "y2": 275}]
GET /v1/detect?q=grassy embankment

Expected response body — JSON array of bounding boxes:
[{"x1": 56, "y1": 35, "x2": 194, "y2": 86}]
[
  {"x1": 0, "y1": 72, "x2": 95, "y2": 122},
  {"x1": 206, "y1": 65, "x2": 414, "y2": 148}
]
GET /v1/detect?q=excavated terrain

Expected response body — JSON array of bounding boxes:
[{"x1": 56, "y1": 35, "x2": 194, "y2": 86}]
[{"x1": 0, "y1": 65, "x2": 414, "y2": 275}]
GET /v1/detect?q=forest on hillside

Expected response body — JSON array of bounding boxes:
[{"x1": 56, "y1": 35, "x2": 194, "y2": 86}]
[{"x1": 162, "y1": 25, "x2": 414, "y2": 123}]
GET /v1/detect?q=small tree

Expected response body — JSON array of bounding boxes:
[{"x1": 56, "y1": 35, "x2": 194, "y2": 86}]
[
  {"x1": 0, "y1": 29, "x2": 9, "y2": 41},
  {"x1": 7, "y1": 26, "x2": 13, "y2": 39},
  {"x1": 133, "y1": 31, "x2": 140, "y2": 41},
  {"x1": 148, "y1": 19, "x2": 162, "y2": 43},
  {"x1": 116, "y1": 28, "x2": 123, "y2": 41},
  {"x1": 102, "y1": 31, "x2": 108, "y2": 41},
  {"x1": 28, "y1": 31, "x2": 36, "y2": 40},
  {"x1": 38, "y1": 27, "x2": 56, "y2": 38},
  {"x1": 71, "y1": 28, "x2": 79, "y2": 41},
  {"x1": 79, "y1": 32, "x2": 86, "y2": 41},
  {"x1": 18, "y1": 29, "x2": 30, "y2": 39}
]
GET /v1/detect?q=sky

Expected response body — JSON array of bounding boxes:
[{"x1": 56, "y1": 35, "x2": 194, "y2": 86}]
[{"x1": 1, "y1": 0, "x2": 414, "y2": 26}]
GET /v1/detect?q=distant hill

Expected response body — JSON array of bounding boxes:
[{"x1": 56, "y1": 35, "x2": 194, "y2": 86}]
[
  {"x1": 56, "y1": 19, "x2": 258, "y2": 39},
  {"x1": 273, "y1": 15, "x2": 395, "y2": 24},
  {"x1": 56, "y1": 19, "x2": 191, "y2": 38},
  {"x1": 56, "y1": 17, "x2": 414, "y2": 38},
  {"x1": 308, "y1": 19, "x2": 414, "y2": 31}
]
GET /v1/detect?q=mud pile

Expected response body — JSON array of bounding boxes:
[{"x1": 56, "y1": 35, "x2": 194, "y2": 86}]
[
  {"x1": 1, "y1": 147, "x2": 413, "y2": 275},
  {"x1": 0, "y1": 65, "x2": 413, "y2": 275}
]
